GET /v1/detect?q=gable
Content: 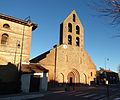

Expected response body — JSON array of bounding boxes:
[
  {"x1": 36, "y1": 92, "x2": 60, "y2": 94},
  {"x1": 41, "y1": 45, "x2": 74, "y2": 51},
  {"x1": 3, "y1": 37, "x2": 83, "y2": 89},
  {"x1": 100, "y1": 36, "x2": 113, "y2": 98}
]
[{"x1": 63, "y1": 10, "x2": 83, "y2": 30}]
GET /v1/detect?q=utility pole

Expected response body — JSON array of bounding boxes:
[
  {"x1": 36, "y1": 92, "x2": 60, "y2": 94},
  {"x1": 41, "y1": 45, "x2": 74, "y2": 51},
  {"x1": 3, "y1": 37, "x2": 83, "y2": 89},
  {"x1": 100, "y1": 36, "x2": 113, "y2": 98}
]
[{"x1": 19, "y1": 16, "x2": 31, "y2": 91}]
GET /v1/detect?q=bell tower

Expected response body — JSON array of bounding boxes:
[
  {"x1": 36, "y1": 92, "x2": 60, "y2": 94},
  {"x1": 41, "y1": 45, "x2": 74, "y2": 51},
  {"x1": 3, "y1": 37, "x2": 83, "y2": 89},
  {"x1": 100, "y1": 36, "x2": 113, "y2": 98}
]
[{"x1": 59, "y1": 10, "x2": 84, "y2": 50}]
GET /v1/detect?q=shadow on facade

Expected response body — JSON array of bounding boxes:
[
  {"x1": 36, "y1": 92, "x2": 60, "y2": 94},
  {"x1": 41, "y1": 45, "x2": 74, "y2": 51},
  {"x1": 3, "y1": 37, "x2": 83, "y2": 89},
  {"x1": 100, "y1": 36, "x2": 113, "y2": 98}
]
[
  {"x1": 48, "y1": 80, "x2": 89, "y2": 91},
  {"x1": 0, "y1": 62, "x2": 20, "y2": 94}
]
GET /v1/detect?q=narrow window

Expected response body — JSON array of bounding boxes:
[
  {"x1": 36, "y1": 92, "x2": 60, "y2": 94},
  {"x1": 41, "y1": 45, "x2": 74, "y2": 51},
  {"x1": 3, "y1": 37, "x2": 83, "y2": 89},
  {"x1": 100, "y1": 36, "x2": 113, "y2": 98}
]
[
  {"x1": 68, "y1": 23, "x2": 72, "y2": 32},
  {"x1": 76, "y1": 37, "x2": 80, "y2": 46},
  {"x1": 76, "y1": 25, "x2": 80, "y2": 34},
  {"x1": 68, "y1": 35, "x2": 72, "y2": 45},
  {"x1": 73, "y1": 14, "x2": 76, "y2": 22},
  {"x1": 91, "y1": 72, "x2": 93, "y2": 77},
  {"x1": 3, "y1": 24, "x2": 10, "y2": 29},
  {"x1": 65, "y1": 55, "x2": 68, "y2": 62},
  {"x1": 80, "y1": 57, "x2": 82, "y2": 64},
  {"x1": 1, "y1": 33, "x2": 9, "y2": 45}
]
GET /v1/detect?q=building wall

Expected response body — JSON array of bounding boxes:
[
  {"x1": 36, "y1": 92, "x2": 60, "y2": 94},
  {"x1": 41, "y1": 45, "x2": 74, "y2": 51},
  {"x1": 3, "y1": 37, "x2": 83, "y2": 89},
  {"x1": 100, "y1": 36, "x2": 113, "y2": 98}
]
[
  {"x1": 21, "y1": 74, "x2": 31, "y2": 93},
  {"x1": 0, "y1": 18, "x2": 33, "y2": 65},
  {"x1": 21, "y1": 73, "x2": 48, "y2": 93},
  {"x1": 38, "y1": 45, "x2": 96, "y2": 85},
  {"x1": 40, "y1": 73, "x2": 48, "y2": 91},
  {"x1": 33, "y1": 10, "x2": 96, "y2": 85}
]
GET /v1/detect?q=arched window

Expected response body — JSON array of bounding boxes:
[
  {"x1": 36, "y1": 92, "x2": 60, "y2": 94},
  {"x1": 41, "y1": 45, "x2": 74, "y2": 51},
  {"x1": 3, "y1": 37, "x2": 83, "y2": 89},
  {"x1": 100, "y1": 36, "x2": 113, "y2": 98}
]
[
  {"x1": 68, "y1": 23, "x2": 72, "y2": 32},
  {"x1": 1, "y1": 33, "x2": 9, "y2": 45},
  {"x1": 73, "y1": 14, "x2": 76, "y2": 22},
  {"x1": 68, "y1": 35, "x2": 72, "y2": 45},
  {"x1": 3, "y1": 24, "x2": 10, "y2": 29},
  {"x1": 76, "y1": 25, "x2": 80, "y2": 34},
  {"x1": 76, "y1": 37, "x2": 80, "y2": 46}
]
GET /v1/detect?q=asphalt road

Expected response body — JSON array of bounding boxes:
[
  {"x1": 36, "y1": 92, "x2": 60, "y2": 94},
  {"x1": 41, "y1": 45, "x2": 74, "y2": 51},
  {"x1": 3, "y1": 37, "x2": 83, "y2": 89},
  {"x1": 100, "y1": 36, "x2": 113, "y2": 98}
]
[{"x1": 27, "y1": 84, "x2": 120, "y2": 100}]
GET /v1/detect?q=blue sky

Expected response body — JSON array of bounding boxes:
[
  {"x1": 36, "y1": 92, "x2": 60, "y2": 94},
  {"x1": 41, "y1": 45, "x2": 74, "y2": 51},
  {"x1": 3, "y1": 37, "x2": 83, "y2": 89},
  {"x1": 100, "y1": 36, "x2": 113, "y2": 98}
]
[{"x1": 1, "y1": 0, "x2": 120, "y2": 72}]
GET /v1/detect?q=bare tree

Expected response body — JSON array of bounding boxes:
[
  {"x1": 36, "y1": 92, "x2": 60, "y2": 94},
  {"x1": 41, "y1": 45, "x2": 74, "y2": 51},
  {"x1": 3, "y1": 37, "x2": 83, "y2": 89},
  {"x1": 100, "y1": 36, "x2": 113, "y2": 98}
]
[
  {"x1": 88, "y1": 0, "x2": 120, "y2": 36},
  {"x1": 100, "y1": 0, "x2": 120, "y2": 25},
  {"x1": 90, "y1": 0, "x2": 120, "y2": 24}
]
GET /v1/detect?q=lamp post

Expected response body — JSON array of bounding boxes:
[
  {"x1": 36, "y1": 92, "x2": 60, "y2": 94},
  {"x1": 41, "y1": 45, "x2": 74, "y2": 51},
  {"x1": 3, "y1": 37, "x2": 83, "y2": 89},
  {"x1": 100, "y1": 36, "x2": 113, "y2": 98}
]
[
  {"x1": 18, "y1": 16, "x2": 31, "y2": 92},
  {"x1": 104, "y1": 57, "x2": 110, "y2": 98},
  {"x1": 19, "y1": 16, "x2": 31, "y2": 74},
  {"x1": 14, "y1": 40, "x2": 20, "y2": 64},
  {"x1": 105, "y1": 57, "x2": 109, "y2": 70}
]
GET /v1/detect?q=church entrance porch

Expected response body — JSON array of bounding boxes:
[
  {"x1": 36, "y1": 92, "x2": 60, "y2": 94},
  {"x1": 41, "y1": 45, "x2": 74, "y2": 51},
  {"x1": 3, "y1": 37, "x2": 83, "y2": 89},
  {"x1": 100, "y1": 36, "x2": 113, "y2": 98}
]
[
  {"x1": 67, "y1": 69, "x2": 80, "y2": 85},
  {"x1": 67, "y1": 72, "x2": 75, "y2": 86},
  {"x1": 66, "y1": 69, "x2": 80, "y2": 91}
]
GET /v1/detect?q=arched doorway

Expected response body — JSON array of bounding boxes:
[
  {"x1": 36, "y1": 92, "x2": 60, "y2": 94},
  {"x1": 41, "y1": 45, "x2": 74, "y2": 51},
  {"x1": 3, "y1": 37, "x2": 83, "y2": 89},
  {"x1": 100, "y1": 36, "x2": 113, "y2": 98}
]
[
  {"x1": 67, "y1": 69, "x2": 80, "y2": 85},
  {"x1": 67, "y1": 72, "x2": 75, "y2": 86}
]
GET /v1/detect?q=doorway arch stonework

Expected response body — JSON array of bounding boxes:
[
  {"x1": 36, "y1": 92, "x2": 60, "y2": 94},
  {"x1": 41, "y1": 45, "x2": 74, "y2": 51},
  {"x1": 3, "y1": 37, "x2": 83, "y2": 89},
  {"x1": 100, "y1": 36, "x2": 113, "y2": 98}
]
[{"x1": 67, "y1": 69, "x2": 80, "y2": 84}]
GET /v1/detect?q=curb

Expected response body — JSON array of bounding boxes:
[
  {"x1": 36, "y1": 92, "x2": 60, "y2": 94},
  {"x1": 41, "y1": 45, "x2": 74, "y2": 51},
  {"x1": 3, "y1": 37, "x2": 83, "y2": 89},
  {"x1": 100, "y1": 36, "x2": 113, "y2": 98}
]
[{"x1": 0, "y1": 94, "x2": 44, "y2": 100}]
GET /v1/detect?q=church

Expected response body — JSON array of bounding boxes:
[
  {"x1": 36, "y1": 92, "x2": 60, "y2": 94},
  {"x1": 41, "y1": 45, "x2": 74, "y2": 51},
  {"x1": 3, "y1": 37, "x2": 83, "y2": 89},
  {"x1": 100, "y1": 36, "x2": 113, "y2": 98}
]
[{"x1": 30, "y1": 10, "x2": 96, "y2": 85}]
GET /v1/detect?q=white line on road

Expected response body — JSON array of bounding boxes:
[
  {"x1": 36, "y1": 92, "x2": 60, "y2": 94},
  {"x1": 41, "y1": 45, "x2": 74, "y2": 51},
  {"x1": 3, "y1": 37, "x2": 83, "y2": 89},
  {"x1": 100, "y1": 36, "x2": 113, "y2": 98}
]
[
  {"x1": 61, "y1": 91, "x2": 76, "y2": 95},
  {"x1": 92, "y1": 95, "x2": 105, "y2": 100},
  {"x1": 46, "y1": 91, "x2": 65, "y2": 95},
  {"x1": 52, "y1": 91, "x2": 65, "y2": 94},
  {"x1": 75, "y1": 92, "x2": 89, "y2": 96},
  {"x1": 83, "y1": 93, "x2": 96, "y2": 98},
  {"x1": 68, "y1": 91, "x2": 82, "y2": 96}
]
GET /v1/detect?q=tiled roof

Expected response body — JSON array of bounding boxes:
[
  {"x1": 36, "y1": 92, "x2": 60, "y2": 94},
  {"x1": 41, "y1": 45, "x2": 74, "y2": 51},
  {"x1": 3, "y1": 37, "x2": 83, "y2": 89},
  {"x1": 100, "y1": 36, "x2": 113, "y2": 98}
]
[
  {"x1": 30, "y1": 50, "x2": 50, "y2": 63},
  {"x1": 0, "y1": 13, "x2": 37, "y2": 30},
  {"x1": 21, "y1": 63, "x2": 48, "y2": 74}
]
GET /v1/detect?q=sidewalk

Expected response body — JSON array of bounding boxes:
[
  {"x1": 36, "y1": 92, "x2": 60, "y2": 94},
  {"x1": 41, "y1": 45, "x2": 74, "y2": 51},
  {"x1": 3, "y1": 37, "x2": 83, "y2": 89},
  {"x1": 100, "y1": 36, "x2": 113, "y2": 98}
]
[
  {"x1": 104, "y1": 94, "x2": 120, "y2": 100},
  {"x1": 0, "y1": 92, "x2": 44, "y2": 100},
  {"x1": 103, "y1": 90, "x2": 120, "y2": 100}
]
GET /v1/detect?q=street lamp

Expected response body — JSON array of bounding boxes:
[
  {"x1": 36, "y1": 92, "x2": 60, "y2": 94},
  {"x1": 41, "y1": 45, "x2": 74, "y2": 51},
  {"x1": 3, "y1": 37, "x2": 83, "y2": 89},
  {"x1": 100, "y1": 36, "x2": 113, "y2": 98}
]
[
  {"x1": 19, "y1": 16, "x2": 31, "y2": 74},
  {"x1": 14, "y1": 40, "x2": 20, "y2": 64},
  {"x1": 18, "y1": 16, "x2": 31, "y2": 92},
  {"x1": 105, "y1": 57, "x2": 109, "y2": 70},
  {"x1": 104, "y1": 57, "x2": 110, "y2": 98}
]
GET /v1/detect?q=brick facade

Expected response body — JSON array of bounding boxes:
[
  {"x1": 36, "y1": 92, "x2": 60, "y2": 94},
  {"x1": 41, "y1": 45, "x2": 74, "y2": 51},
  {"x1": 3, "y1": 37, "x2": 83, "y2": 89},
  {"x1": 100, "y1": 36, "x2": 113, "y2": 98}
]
[
  {"x1": 0, "y1": 14, "x2": 37, "y2": 65},
  {"x1": 30, "y1": 10, "x2": 96, "y2": 85}
]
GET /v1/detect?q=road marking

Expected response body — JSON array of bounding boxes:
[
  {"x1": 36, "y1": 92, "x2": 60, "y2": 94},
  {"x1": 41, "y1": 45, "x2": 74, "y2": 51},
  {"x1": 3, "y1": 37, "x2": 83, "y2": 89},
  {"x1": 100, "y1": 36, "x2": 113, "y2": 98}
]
[
  {"x1": 61, "y1": 91, "x2": 76, "y2": 95},
  {"x1": 52, "y1": 91, "x2": 65, "y2": 94},
  {"x1": 92, "y1": 95, "x2": 105, "y2": 100},
  {"x1": 114, "y1": 98, "x2": 120, "y2": 100},
  {"x1": 46, "y1": 91, "x2": 65, "y2": 95},
  {"x1": 75, "y1": 92, "x2": 89, "y2": 96},
  {"x1": 83, "y1": 93, "x2": 96, "y2": 98},
  {"x1": 88, "y1": 87, "x2": 96, "y2": 89},
  {"x1": 68, "y1": 91, "x2": 82, "y2": 96}
]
